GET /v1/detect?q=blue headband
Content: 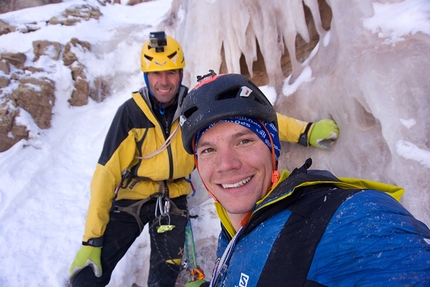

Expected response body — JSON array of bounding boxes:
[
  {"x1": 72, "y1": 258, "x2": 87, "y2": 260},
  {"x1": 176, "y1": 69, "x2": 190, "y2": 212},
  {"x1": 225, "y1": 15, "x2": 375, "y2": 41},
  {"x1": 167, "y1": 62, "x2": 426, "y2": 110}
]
[{"x1": 195, "y1": 116, "x2": 281, "y2": 161}]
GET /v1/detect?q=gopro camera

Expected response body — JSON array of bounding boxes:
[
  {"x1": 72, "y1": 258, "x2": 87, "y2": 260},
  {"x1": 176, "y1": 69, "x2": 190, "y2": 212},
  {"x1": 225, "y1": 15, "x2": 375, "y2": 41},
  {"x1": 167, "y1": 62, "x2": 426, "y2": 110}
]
[{"x1": 149, "y1": 31, "x2": 167, "y2": 52}]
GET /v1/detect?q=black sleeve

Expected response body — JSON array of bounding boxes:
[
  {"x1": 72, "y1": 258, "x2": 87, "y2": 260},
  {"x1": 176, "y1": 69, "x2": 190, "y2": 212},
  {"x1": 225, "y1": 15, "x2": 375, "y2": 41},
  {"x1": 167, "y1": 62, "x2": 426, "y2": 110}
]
[{"x1": 98, "y1": 98, "x2": 153, "y2": 165}]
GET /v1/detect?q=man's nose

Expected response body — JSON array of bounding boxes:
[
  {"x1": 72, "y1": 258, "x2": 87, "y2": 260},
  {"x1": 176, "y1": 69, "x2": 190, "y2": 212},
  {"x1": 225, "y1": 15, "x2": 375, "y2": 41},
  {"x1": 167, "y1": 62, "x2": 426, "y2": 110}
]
[
  {"x1": 215, "y1": 147, "x2": 241, "y2": 172},
  {"x1": 158, "y1": 72, "x2": 169, "y2": 85}
]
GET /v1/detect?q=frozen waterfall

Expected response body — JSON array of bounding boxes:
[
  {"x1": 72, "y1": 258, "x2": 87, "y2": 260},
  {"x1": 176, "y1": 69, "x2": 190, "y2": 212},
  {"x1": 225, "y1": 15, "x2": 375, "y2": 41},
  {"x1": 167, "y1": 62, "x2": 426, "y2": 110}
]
[{"x1": 161, "y1": 0, "x2": 430, "y2": 227}]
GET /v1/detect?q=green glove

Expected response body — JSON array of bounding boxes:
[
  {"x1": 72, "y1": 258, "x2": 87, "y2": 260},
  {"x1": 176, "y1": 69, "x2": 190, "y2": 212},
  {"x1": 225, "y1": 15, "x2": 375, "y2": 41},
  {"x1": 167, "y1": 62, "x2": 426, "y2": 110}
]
[
  {"x1": 186, "y1": 279, "x2": 208, "y2": 287},
  {"x1": 69, "y1": 246, "x2": 102, "y2": 280},
  {"x1": 308, "y1": 119, "x2": 339, "y2": 150}
]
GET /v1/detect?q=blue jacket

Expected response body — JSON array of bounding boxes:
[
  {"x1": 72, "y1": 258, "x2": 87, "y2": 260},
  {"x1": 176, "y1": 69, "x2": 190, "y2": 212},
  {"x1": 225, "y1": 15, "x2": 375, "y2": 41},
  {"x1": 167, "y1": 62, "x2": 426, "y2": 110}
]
[{"x1": 210, "y1": 160, "x2": 430, "y2": 287}]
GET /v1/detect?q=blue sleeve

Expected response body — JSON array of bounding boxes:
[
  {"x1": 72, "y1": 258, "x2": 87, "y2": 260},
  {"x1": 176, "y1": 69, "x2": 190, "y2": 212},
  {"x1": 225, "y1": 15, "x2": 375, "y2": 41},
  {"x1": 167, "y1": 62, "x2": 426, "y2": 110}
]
[{"x1": 308, "y1": 190, "x2": 430, "y2": 286}]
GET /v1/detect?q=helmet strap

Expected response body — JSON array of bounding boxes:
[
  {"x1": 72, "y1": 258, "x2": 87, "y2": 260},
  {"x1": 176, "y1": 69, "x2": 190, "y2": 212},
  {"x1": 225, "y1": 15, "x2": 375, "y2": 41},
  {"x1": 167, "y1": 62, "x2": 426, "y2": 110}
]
[
  {"x1": 193, "y1": 153, "x2": 219, "y2": 203},
  {"x1": 257, "y1": 120, "x2": 280, "y2": 191},
  {"x1": 143, "y1": 72, "x2": 153, "y2": 97}
]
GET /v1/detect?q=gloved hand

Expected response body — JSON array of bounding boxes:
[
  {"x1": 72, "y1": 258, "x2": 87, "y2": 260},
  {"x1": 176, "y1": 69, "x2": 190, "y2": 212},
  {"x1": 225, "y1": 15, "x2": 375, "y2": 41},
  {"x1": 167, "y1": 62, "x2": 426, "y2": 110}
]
[
  {"x1": 186, "y1": 279, "x2": 208, "y2": 287},
  {"x1": 69, "y1": 246, "x2": 102, "y2": 280},
  {"x1": 308, "y1": 119, "x2": 339, "y2": 150}
]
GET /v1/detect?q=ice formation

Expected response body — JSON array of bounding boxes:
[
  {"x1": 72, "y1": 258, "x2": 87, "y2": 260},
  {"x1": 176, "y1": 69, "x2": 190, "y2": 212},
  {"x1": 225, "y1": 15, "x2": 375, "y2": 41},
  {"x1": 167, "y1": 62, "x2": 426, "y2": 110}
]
[{"x1": 161, "y1": 0, "x2": 430, "y2": 229}]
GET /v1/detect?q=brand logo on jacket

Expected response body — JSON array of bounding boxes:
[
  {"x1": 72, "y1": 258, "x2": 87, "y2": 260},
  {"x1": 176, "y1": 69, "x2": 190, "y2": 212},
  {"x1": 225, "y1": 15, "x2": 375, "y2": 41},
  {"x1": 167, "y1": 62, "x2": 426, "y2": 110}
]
[{"x1": 238, "y1": 272, "x2": 249, "y2": 287}]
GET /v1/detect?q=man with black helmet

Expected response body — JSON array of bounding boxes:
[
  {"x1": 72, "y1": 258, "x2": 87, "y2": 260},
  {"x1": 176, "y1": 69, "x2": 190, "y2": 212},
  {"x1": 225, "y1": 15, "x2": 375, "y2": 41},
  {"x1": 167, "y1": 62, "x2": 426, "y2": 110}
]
[
  {"x1": 180, "y1": 72, "x2": 430, "y2": 287},
  {"x1": 69, "y1": 31, "x2": 339, "y2": 287}
]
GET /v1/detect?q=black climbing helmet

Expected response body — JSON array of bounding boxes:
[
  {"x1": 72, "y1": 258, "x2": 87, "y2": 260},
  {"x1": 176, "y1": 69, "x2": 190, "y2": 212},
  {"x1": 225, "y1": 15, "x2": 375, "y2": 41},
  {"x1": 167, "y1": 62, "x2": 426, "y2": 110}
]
[{"x1": 180, "y1": 71, "x2": 278, "y2": 154}]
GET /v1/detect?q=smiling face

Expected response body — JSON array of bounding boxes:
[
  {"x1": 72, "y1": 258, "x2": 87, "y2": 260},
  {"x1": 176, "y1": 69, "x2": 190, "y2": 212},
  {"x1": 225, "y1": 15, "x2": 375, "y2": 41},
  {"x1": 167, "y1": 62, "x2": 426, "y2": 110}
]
[
  {"x1": 196, "y1": 122, "x2": 274, "y2": 224},
  {"x1": 146, "y1": 69, "x2": 181, "y2": 106}
]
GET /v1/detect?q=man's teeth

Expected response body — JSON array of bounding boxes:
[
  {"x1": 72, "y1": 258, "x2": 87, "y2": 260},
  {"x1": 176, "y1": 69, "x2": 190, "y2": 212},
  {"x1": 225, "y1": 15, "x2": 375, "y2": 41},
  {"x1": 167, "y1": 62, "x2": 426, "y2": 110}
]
[
  {"x1": 158, "y1": 88, "x2": 170, "y2": 92},
  {"x1": 221, "y1": 177, "x2": 251, "y2": 188}
]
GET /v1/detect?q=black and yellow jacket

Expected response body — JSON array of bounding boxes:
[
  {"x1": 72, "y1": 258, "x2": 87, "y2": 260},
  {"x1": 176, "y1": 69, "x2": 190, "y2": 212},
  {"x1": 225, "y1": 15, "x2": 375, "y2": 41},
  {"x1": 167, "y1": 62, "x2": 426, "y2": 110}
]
[{"x1": 82, "y1": 86, "x2": 312, "y2": 242}]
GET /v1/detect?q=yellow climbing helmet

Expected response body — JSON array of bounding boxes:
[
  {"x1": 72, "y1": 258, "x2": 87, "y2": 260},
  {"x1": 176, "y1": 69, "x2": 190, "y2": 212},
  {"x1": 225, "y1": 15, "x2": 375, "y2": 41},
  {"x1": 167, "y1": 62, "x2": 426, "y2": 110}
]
[{"x1": 140, "y1": 31, "x2": 186, "y2": 72}]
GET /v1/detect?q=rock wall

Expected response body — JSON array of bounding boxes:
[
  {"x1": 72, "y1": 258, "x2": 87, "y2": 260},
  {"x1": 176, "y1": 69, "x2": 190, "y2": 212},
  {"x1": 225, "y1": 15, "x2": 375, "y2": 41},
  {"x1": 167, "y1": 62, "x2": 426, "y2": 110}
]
[
  {"x1": 0, "y1": 0, "x2": 62, "y2": 14},
  {"x1": 0, "y1": 4, "x2": 108, "y2": 152},
  {"x1": 0, "y1": 0, "x2": 155, "y2": 14}
]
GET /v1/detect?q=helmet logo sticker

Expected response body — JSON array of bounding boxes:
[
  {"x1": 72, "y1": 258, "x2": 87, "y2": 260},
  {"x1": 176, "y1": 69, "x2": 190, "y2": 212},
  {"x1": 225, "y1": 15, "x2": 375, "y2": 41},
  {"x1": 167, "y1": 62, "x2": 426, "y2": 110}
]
[
  {"x1": 154, "y1": 60, "x2": 167, "y2": 67},
  {"x1": 240, "y1": 86, "x2": 253, "y2": 98}
]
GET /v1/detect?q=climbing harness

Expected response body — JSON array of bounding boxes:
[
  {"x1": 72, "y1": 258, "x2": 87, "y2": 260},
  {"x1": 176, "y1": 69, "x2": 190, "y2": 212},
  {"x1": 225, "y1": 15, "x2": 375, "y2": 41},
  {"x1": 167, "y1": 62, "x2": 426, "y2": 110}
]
[
  {"x1": 112, "y1": 179, "x2": 188, "y2": 233},
  {"x1": 112, "y1": 193, "x2": 159, "y2": 232}
]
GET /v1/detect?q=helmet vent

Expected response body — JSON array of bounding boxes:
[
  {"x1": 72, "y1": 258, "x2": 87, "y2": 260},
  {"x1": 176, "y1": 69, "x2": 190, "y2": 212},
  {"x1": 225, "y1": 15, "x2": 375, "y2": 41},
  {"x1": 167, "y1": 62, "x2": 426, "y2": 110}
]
[
  {"x1": 167, "y1": 51, "x2": 177, "y2": 59},
  {"x1": 253, "y1": 95, "x2": 266, "y2": 105},
  {"x1": 216, "y1": 87, "x2": 240, "y2": 100},
  {"x1": 182, "y1": 106, "x2": 198, "y2": 120},
  {"x1": 215, "y1": 87, "x2": 266, "y2": 106},
  {"x1": 144, "y1": 54, "x2": 153, "y2": 61}
]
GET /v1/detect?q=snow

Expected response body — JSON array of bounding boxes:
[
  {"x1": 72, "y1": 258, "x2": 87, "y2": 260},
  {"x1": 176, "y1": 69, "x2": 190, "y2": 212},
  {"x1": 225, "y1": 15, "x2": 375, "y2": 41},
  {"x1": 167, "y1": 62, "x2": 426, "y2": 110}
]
[
  {"x1": 0, "y1": 0, "x2": 429, "y2": 286},
  {"x1": 363, "y1": 0, "x2": 430, "y2": 43}
]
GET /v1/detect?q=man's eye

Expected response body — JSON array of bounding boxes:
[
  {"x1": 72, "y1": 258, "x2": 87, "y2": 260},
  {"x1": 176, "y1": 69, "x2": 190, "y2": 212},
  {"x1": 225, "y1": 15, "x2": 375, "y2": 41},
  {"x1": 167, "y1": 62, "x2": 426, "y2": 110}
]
[
  {"x1": 239, "y1": 139, "x2": 253, "y2": 145},
  {"x1": 199, "y1": 147, "x2": 214, "y2": 155},
  {"x1": 204, "y1": 148, "x2": 215, "y2": 153}
]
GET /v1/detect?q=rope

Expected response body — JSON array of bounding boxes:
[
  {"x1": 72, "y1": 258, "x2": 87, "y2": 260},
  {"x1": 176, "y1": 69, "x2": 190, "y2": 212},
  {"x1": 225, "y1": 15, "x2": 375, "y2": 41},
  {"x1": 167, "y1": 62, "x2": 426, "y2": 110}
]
[
  {"x1": 135, "y1": 124, "x2": 180, "y2": 159},
  {"x1": 185, "y1": 219, "x2": 205, "y2": 282}
]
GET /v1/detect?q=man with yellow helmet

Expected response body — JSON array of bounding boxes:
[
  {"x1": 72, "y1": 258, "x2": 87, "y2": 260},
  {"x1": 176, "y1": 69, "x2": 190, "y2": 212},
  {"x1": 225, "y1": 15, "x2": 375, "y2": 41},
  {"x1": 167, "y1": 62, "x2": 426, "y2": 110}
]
[{"x1": 69, "y1": 31, "x2": 339, "y2": 287}]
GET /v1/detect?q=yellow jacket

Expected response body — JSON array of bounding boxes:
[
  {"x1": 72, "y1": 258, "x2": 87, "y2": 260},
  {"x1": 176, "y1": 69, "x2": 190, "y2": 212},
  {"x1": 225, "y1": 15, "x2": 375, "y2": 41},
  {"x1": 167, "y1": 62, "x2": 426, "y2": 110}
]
[{"x1": 82, "y1": 87, "x2": 310, "y2": 242}]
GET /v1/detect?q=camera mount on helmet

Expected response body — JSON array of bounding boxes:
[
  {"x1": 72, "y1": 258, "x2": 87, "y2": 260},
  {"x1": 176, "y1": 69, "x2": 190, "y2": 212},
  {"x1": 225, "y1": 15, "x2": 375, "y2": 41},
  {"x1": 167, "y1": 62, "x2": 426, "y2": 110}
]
[
  {"x1": 196, "y1": 69, "x2": 216, "y2": 82},
  {"x1": 149, "y1": 31, "x2": 167, "y2": 52}
]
